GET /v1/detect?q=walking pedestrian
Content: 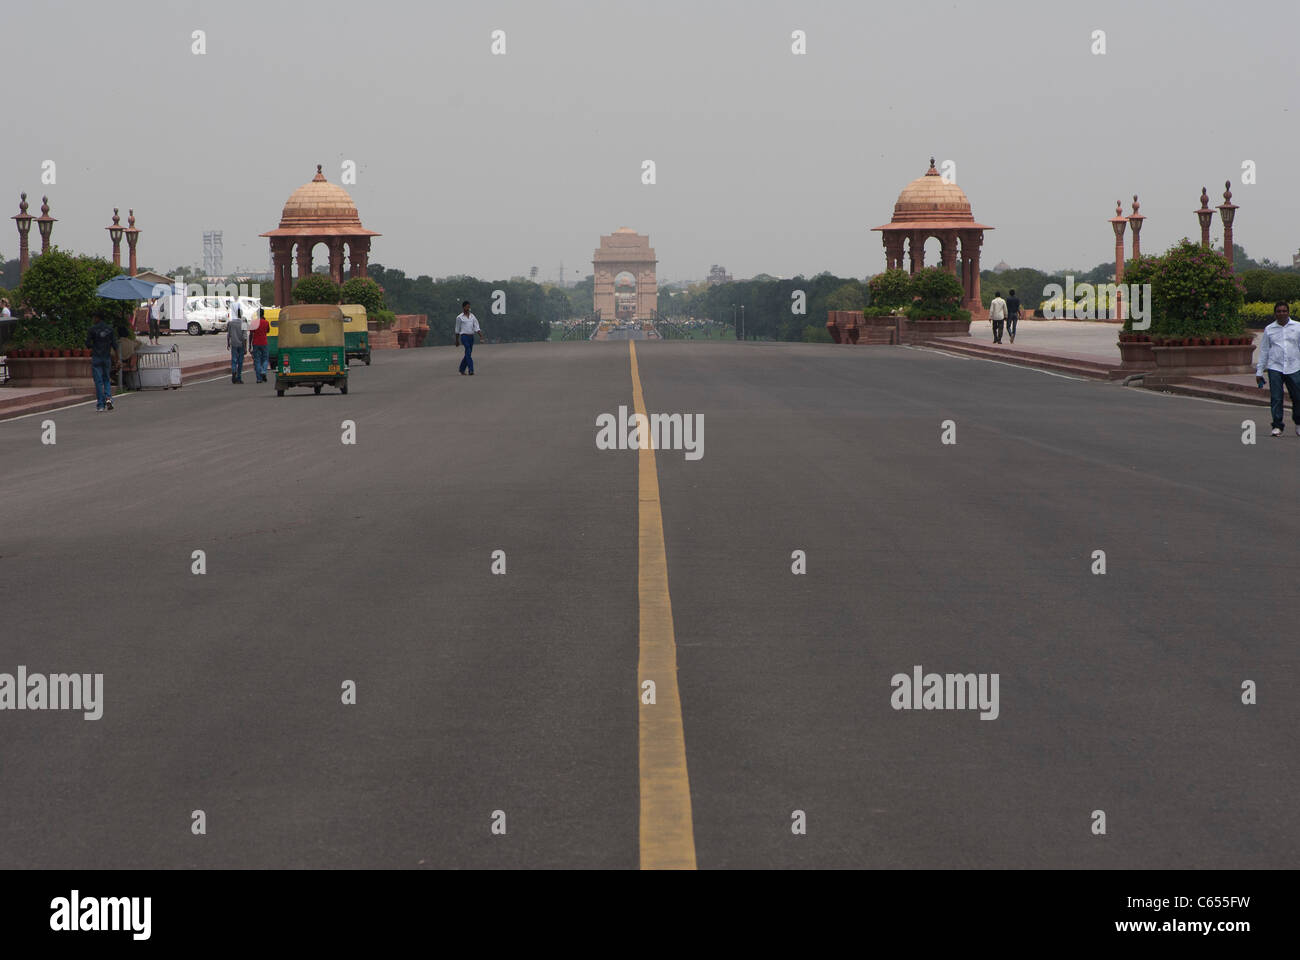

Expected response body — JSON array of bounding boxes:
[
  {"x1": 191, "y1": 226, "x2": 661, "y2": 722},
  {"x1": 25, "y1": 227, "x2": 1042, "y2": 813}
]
[
  {"x1": 455, "y1": 300, "x2": 482, "y2": 375},
  {"x1": 147, "y1": 296, "x2": 162, "y2": 345},
  {"x1": 249, "y1": 307, "x2": 270, "y2": 383},
  {"x1": 1006, "y1": 289, "x2": 1021, "y2": 344},
  {"x1": 227, "y1": 299, "x2": 247, "y2": 383},
  {"x1": 989, "y1": 291, "x2": 1008, "y2": 344},
  {"x1": 85, "y1": 311, "x2": 117, "y2": 412},
  {"x1": 1256, "y1": 300, "x2": 1300, "y2": 437}
]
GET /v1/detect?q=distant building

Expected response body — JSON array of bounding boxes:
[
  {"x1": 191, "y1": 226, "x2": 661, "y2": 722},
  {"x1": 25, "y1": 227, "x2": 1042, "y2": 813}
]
[
  {"x1": 707, "y1": 264, "x2": 733, "y2": 286},
  {"x1": 1293, "y1": 249, "x2": 1300, "y2": 269},
  {"x1": 993, "y1": 260, "x2": 1011, "y2": 272}
]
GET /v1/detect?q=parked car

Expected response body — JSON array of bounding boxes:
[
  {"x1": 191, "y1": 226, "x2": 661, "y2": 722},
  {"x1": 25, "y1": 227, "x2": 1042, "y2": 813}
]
[
  {"x1": 213, "y1": 296, "x2": 264, "y2": 332},
  {"x1": 182, "y1": 297, "x2": 227, "y2": 335}
]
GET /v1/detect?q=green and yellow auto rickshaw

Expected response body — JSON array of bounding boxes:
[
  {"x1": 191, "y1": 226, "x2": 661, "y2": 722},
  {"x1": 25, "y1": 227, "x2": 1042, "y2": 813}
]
[
  {"x1": 340, "y1": 304, "x2": 371, "y2": 365},
  {"x1": 274, "y1": 305, "x2": 349, "y2": 396},
  {"x1": 264, "y1": 306, "x2": 280, "y2": 365}
]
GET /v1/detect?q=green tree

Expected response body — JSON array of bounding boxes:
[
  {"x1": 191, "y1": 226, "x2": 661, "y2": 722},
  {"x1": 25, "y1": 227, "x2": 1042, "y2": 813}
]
[
  {"x1": 1261, "y1": 273, "x2": 1300, "y2": 304},
  {"x1": 13, "y1": 248, "x2": 100, "y2": 348},
  {"x1": 1241, "y1": 269, "x2": 1272, "y2": 303},
  {"x1": 867, "y1": 269, "x2": 912, "y2": 310},
  {"x1": 340, "y1": 276, "x2": 385, "y2": 313},
  {"x1": 825, "y1": 283, "x2": 865, "y2": 312},
  {"x1": 293, "y1": 274, "x2": 341, "y2": 304},
  {"x1": 907, "y1": 267, "x2": 966, "y2": 319}
]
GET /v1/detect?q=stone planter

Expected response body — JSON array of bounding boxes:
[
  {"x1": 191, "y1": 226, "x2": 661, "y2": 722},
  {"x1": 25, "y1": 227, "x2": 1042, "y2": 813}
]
[
  {"x1": 396, "y1": 329, "x2": 412, "y2": 348},
  {"x1": 413, "y1": 327, "x2": 429, "y2": 348},
  {"x1": 1147, "y1": 339, "x2": 1256, "y2": 384},
  {"x1": 825, "y1": 321, "x2": 843, "y2": 344},
  {"x1": 1117, "y1": 337, "x2": 1156, "y2": 370},
  {"x1": 5, "y1": 355, "x2": 94, "y2": 387},
  {"x1": 901, "y1": 317, "x2": 971, "y2": 342}
]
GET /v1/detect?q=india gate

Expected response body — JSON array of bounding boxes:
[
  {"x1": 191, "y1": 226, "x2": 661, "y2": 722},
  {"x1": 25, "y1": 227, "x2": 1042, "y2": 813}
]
[{"x1": 593, "y1": 227, "x2": 657, "y2": 321}]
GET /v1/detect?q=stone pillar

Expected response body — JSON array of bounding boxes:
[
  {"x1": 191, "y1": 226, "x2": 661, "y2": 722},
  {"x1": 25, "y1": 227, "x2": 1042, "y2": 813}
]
[
  {"x1": 329, "y1": 239, "x2": 344, "y2": 285},
  {"x1": 125, "y1": 210, "x2": 139, "y2": 276},
  {"x1": 884, "y1": 234, "x2": 905, "y2": 272},
  {"x1": 355, "y1": 237, "x2": 370, "y2": 278},
  {"x1": 296, "y1": 240, "x2": 312, "y2": 291},
  {"x1": 939, "y1": 231, "x2": 956, "y2": 273},
  {"x1": 960, "y1": 231, "x2": 984, "y2": 314},
  {"x1": 272, "y1": 241, "x2": 291, "y2": 307}
]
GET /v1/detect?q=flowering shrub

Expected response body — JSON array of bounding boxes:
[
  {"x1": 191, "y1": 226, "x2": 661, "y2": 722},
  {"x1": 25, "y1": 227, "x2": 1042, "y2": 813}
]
[{"x1": 1139, "y1": 239, "x2": 1245, "y2": 339}]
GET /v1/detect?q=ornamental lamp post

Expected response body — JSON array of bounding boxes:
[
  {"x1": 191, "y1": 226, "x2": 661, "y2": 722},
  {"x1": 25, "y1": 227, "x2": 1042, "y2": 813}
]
[
  {"x1": 124, "y1": 209, "x2": 140, "y2": 276},
  {"x1": 1109, "y1": 200, "x2": 1128, "y2": 321},
  {"x1": 35, "y1": 196, "x2": 56, "y2": 255},
  {"x1": 107, "y1": 208, "x2": 124, "y2": 269},
  {"x1": 1195, "y1": 187, "x2": 1214, "y2": 249},
  {"x1": 12, "y1": 193, "x2": 33, "y2": 276},
  {"x1": 1128, "y1": 194, "x2": 1145, "y2": 260},
  {"x1": 1217, "y1": 181, "x2": 1238, "y2": 269}
]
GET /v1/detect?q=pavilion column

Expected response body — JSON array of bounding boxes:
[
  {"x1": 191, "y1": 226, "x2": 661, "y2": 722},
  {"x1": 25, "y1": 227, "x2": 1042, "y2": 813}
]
[
  {"x1": 889, "y1": 235, "x2": 905, "y2": 272},
  {"x1": 968, "y1": 233, "x2": 984, "y2": 313},
  {"x1": 328, "y1": 239, "x2": 344, "y2": 285},
  {"x1": 356, "y1": 238, "x2": 370, "y2": 278},
  {"x1": 296, "y1": 240, "x2": 312, "y2": 287},
  {"x1": 939, "y1": 231, "x2": 957, "y2": 274},
  {"x1": 347, "y1": 240, "x2": 358, "y2": 279},
  {"x1": 271, "y1": 241, "x2": 291, "y2": 307}
]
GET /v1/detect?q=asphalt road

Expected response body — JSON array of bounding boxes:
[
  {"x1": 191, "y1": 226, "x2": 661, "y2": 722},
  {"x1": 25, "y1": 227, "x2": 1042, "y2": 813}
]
[{"x1": 1, "y1": 341, "x2": 1296, "y2": 868}]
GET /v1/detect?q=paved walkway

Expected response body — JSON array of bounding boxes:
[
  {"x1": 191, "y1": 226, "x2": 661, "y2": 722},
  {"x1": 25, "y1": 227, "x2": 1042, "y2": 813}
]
[
  {"x1": 967, "y1": 318, "x2": 1124, "y2": 361},
  {"x1": 1, "y1": 335, "x2": 235, "y2": 420}
]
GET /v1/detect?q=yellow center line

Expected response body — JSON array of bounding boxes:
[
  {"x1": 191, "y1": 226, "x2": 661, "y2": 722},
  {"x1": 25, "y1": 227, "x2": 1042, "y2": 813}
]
[{"x1": 631, "y1": 340, "x2": 697, "y2": 870}]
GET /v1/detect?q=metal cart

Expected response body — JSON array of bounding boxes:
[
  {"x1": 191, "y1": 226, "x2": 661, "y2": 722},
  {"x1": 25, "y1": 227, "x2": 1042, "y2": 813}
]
[{"x1": 133, "y1": 344, "x2": 182, "y2": 390}]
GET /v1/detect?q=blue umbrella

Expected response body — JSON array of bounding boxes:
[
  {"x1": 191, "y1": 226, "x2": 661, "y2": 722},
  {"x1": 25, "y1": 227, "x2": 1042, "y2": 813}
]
[{"x1": 96, "y1": 274, "x2": 168, "y2": 300}]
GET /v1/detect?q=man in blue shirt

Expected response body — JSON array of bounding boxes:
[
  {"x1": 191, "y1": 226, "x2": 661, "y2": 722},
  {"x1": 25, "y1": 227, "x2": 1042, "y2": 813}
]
[
  {"x1": 1255, "y1": 300, "x2": 1300, "y2": 437},
  {"x1": 84, "y1": 312, "x2": 117, "y2": 412}
]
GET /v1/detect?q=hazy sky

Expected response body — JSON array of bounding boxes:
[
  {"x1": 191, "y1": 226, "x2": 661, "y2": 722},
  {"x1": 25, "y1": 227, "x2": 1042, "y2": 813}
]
[{"x1": 3, "y1": 0, "x2": 1297, "y2": 283}]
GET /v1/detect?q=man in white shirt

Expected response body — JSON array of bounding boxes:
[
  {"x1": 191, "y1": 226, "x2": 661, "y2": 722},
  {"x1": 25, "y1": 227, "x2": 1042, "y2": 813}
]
[
  {"x1": 455, "y1": 300, "x2": 482, "y2": 375},
  {"x1": 1255, "y1": 300, "x2": 1300, "y2": 437},
  {"x1": 988, "y1": 291, "x2": 1008, "y2": 344},
  {"x1": 148, "y1": 297, "x2": 163, "y2": 344}
]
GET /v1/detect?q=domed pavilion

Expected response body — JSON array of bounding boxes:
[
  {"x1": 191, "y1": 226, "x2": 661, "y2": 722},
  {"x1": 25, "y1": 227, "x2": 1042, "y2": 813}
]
[
  {"x1": 872, "y1": 159, "x2": 992, "y2": 316},
  {"x1": 261, "y1": 165, "x2": 380, "y2": 305}
]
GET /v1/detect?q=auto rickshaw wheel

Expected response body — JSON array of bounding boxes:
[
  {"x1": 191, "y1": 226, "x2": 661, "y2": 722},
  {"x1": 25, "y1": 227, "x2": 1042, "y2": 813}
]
[
  {"x1": 340, "y1": 382, "x2": 348, "y2": 395},
  {"x1": 276, "y1": 389, "x2": 284, "y2": 397},
  {"x1": 364, "y1": 352, "x2": 371, "y2": 366},
  {"x1": 314, "y1": 384, "x2": 322, "y2": 395}
]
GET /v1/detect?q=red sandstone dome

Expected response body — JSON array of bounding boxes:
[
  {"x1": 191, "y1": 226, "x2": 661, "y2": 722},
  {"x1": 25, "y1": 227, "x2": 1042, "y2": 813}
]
[
  {"x1": 263, "y1": 165, "x2": 379, "y2": 238},
  {"x1": 874, "y1": 159, "x2": 991, "y2": 233},
  {"x1": 891, "y1": 161, "x2": 975, "y2": 224}
]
